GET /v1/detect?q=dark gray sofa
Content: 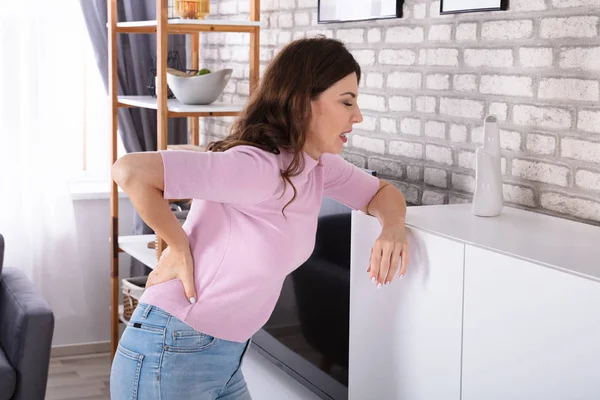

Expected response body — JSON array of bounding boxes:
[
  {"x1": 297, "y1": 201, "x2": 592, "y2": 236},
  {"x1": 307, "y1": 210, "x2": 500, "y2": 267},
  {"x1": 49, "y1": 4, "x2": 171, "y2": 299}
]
[{"x1": 0, "y1": 234, "x2": 55, "y2": 400}]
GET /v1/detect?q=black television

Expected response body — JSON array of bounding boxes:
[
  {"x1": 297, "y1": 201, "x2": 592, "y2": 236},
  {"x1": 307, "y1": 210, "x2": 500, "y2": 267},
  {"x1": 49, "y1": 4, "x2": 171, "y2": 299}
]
[{"x1": 251, "y1": 169, "x2": 377, "y2": 400}]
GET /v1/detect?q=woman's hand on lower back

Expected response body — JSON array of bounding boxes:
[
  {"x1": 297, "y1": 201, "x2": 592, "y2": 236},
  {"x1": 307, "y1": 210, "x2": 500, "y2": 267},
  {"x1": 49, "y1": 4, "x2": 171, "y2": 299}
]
[{"x1": 146, "y1": 245, "x2": 197, "y2": 304}]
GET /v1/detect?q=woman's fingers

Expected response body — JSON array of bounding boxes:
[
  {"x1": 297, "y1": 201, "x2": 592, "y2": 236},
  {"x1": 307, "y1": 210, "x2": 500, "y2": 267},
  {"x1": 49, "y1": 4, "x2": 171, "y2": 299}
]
[
  {"x1": 180, "y1": 264, "x2": 197, "y2": 304},
  {"x1": 398, "y1": 244, "x2": 409, "y2": 277},
  {"x1": 377, "y1": 244, "x2": 393, "y2": 286},
  {"x1": 385, "y1": 245, "x2": 402, "y2": 284},
  {"x1": 146, "y1": 267, "x2": 171, "y2": 289},
  {"x1": 368, "y1": 245, "x2": 381, "y2": 284},
  {"x1": 369, "y1": 240, "x2": 408, "y2": 288},
  {"x1": 145, "y1": 246, "x2": 197, "y2": 304}
]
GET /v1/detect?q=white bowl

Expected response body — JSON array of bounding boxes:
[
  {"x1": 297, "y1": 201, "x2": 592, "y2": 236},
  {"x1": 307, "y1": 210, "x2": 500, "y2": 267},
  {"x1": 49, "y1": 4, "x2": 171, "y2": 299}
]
[{"x1": 166, "y1": 68, "x2": 232, "y2": 105}]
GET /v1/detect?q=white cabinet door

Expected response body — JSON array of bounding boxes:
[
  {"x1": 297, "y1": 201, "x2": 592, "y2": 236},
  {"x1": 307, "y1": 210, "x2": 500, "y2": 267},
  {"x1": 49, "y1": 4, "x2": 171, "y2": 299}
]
[
  {"x1": 348, "y1": 211, "x2": 464, "y2": 400},
  {"x1": 462, "y1": 245, "x2": 600, "y2": 400}
]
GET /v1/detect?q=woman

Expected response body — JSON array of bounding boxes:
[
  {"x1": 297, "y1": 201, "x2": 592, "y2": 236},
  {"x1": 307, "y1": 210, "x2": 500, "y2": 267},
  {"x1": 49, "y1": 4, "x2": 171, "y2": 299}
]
[{"x1": 110, "y1": 36, "x2": 408, "y2": 400}]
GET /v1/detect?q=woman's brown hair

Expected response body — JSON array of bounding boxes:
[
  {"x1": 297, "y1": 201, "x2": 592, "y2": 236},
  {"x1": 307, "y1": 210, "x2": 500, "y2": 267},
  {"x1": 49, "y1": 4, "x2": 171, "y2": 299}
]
[{"x1": 206, "y1": 36, "x2": 361, "y2": 216}]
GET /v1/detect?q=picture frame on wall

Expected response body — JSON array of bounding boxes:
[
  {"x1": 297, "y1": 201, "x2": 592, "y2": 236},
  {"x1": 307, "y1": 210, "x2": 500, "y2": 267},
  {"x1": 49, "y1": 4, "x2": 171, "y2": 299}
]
[
  {"x1": 440, "y1": 0, "x2": 508, "y2": 14},
  {"x1": 318, "y1": 0, "x2": 403, "y2": 23}
]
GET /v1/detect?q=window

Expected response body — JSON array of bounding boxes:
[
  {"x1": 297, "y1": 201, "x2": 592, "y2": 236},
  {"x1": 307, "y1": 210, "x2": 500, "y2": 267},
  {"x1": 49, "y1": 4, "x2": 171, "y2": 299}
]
[{"x1": 71, "y1": 9, "x2": 126, "y2": 186}]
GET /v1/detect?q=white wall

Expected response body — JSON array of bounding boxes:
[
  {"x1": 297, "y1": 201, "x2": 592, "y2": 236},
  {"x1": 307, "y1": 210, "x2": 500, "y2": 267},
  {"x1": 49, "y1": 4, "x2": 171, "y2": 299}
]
[
  {"x1": 52, "y1": 195, "x2": 134, "y2": 347},
  {"x1": 201, "y1": 0, "x2": 600, "y2": 226}
]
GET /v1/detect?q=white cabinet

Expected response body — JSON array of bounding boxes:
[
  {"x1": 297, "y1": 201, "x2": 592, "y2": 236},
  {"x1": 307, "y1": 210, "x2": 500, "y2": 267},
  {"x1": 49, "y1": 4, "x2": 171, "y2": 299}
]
[
  {"x1": 348, "y1": 211, "x2": 464, "y2": 400},
  {"x1": 462, "y1": 245, "x2": 600, "y2": 400},
  {"x1": 349, "y1": 205, "x2": 600, "y2": 400}
]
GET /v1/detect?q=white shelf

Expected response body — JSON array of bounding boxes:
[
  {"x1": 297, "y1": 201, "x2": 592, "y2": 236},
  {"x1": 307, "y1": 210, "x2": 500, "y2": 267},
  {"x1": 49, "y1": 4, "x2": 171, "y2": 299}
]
[
  {"x1": 117, "y1": 19, "x2": 261, "y2": 28},
  {"x1": 118, "y1": 234, "x2": 156, "y2": 269},
  {"x1": 118, "y1": 96, "x2": 244, "y2": 115}
]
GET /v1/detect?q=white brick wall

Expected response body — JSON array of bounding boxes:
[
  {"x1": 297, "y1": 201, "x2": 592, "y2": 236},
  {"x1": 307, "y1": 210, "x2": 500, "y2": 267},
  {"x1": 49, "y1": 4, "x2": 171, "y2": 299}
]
[
  {"x1": 553, "y1": 0, "x2": 600, "y2": 7},
  {"x1": 359, "y1": 94, "x2": 386, "y2": 112},
  {"x1": 456, "y1": 23, "x2": 477, "y2": 41},
  {"x1": 428, "y1": 25, "x2": 452, "y2": 41},
  {"x1": 202, "y1": 0, "x2": 600, "y2": 224},
  {"x1": 416, "y1": 96, "x2": 436, "y2": 113},
  {"x1": 379, "y1": 49, "x2": 417, "y2": 65},
  {"x1": 481, "y1": 20, "x2": 533, "y2": 40},
  {"x1": 421, "y1": 48, "x2": 459, "y2": 66},
  {"x1": 426, "y1": 144, "x2": 453, "y2": 165},
  {"x1": 400, "y1": 118, "x2": 421, "y2": 135},
  {"x1": 578, "y1": 110, "x2": 600, "y2": 133},
  {"x1": 352, "y1": 135, "x2": 385, "y2": 154},
  {"x1": 513, "y1": 105, "x2": 572, "y2": 129},
  {"x1": 368, "y1": 157, "x2": 404, "y2": 178},
  {"x1": 480, "y1": 75, "x2": 533, "y2": 97},
  {"x1": 464, "y1": 49, "x2": 513, "y2": 68},
  {"x1": 453, "y1": 74, "x2": 477, "y2": 92},
  {"x1": 561, "y1": 138, "x2": 600, "y2": 163},
  {"x1": 520, "y1": 47, "x2": 553, "y2": 68},
  {"x1": 424, "y1": 167, "x2": 448, "y2": 188},
  {"x1": 538, "y1": 78, "x2": 599, "y2": 102},
  {"x1": 510, "y1": 0, "x2": 547, "y2": 11},
  {"x1": 540, "y1": 17, "x2": 598, "y2": 39},
  {"x1": 426, "y1": 74, "x2": 450, "y2": 90},
  {"x1": 389, "y1": 140, "x2": 423, "y2": 159},
  {"x1": 422, "y1": 190, "x2": 447, "y2": 205},
  {"x1": 425, "y1": 120, "x2": 446, "y2": 139},
  {"x1": 440, "y1": 98, "x2": 484, "y2": 119},
  {"x1": 389, "y1": 96, "x2": 412, "y2": 112},
  {"x1": 388, "y1": 72, "x2": 422, "y2": 89},
  {"x1": 452, "y1": 173, "x2": 475, "y2": 193},
  {"x1": 560, "y1": 47, "x2": 600, "y2": 71},
  {"x1": 503, "y1": 184, "x2": 536, "y2": 207},
  {"x1": 367, "y1": 28, "x2": 382, "y2": 43},
  {"x1": 489, "y1": 102, "x2": 508, "y2": 121},
  {"x1": 386, "y1": 26, "x2": 424, "y2": 43},
  {"x1": 576, "y1": 170, "x2": 600, "y2": 191},
  {"x1": 380, "y1": 117, "x2": 397, "y2": 134},
  {"x1": 512, "y1": 159, "x2": 570, "y2": 187},
  {"x1": 450, "y1": 124, "x2": 468, "y2": 143},
  {"x1": 527, "y1": 133, "x2": 557, "y2": 156}
]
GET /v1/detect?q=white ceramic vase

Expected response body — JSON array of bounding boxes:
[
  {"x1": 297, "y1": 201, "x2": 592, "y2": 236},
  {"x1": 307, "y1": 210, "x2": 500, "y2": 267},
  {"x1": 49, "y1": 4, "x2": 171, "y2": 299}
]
[{"x1": 472, "y1": 115, "x2": 504, "y2": 217}]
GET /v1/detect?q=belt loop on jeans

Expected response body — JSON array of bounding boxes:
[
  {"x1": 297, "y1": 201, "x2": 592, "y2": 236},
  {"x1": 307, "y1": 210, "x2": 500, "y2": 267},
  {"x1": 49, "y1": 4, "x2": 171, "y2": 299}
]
[{"x1": 142, "y1": 304, "x2": 152, "y2": 319}]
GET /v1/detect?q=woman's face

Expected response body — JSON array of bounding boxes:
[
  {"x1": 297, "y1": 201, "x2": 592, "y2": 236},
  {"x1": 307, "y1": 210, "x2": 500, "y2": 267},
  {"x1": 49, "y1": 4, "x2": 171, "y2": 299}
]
[{"x1": 304, "y1": 72, "x2": 363, "y2": 159}]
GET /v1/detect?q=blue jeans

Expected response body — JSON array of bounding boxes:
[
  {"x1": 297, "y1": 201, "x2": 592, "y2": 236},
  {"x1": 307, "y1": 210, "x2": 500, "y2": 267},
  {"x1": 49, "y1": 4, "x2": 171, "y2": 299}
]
[{"x1": 110, "y1": 303, "x2": 252, "y2": 400}]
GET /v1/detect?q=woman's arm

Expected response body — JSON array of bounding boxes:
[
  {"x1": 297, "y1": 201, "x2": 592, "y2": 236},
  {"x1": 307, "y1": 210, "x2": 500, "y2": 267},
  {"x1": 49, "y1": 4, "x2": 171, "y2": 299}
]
[
  {"x1": 361, "y1": 179, "x2": 409, "y2": 286},
  {"x1": 361, "y1": 179, "x2": 407, "y2": 227},
  {"x1": 111, "y1": 152, "x2": 189, "y2": 252}
]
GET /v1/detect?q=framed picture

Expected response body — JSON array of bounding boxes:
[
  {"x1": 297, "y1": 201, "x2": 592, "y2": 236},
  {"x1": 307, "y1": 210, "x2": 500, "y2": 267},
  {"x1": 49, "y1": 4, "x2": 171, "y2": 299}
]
[
  {"x1": 318, "y1": 0, "x2": 403, "y2": 23},
  {"x1": 440, "y1": 0, "x2": 508, "y2": 14}
]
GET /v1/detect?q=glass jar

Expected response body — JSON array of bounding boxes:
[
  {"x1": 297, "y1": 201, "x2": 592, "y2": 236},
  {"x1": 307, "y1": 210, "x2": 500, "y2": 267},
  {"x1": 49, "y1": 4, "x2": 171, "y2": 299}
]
[{"x1": 175, "y1": 0, "x2": 210, "y2": 20}]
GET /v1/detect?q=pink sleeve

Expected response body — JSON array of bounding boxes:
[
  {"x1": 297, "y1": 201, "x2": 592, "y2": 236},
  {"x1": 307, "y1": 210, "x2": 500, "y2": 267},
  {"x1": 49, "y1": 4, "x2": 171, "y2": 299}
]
[
  {"x1": 322, "y1": 154, "x2": 380, "y2": 210},
  {"x1": 160, "y1": 146, "x2": 279, "y2": 204}
]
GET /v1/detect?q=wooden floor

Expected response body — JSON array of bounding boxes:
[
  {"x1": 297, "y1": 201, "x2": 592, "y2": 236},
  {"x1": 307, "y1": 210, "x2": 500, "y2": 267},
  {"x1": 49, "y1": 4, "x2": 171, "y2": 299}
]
[{"x1": 46, "y1": 353, "x2": 111, "y2": 400}]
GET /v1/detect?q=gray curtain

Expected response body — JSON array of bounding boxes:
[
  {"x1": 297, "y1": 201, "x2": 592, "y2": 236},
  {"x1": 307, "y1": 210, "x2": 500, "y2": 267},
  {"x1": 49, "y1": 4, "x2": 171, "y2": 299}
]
[{"x1": 80, "y1": 0, "x2": 188, "y2": 276}]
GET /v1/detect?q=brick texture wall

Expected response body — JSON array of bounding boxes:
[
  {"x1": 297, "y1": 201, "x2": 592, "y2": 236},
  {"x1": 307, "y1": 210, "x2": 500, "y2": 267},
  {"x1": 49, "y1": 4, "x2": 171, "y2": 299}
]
[{"x1": 198, "y1": 0, "x2": 600, "y2": 225}]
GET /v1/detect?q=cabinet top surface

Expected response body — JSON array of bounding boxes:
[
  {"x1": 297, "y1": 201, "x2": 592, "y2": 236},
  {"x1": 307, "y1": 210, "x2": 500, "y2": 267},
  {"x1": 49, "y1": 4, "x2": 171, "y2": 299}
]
[{"x1": 404, "y1": 204, "x2": 600, "y2": 282}]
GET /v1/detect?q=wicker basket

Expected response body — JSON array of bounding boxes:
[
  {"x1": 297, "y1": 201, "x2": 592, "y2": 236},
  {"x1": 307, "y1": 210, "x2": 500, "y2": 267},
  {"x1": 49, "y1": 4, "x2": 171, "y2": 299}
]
[{"x1": 121, "y1": 276, "x2": 148, "y2": 321}]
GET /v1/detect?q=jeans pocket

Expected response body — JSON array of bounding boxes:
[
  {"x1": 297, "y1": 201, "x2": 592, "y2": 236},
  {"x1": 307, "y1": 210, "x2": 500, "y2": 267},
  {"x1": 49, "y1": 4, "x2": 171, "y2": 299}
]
[
  {"x1": 166, "y1": 328, "x2": 218, "y2": 353},
  {"x1": 110, "y1": 344, "x2": 145, "y2": 400}
]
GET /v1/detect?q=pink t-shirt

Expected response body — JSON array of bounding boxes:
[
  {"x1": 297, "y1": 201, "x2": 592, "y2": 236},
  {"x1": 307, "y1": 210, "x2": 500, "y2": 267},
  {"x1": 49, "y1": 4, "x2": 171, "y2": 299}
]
[{"x1": 139, "y1": 145, "x2": 380, "y2": 342}]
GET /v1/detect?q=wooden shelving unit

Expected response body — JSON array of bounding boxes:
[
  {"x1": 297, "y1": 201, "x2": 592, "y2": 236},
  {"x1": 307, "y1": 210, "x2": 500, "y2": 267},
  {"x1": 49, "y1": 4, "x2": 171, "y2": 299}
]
[
  {"x1": 108, "y1": 0, "x2": 260, "y2": 358},
  {"x1": 118, "y1": 95, "x2": 245, "y2": 117}
]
